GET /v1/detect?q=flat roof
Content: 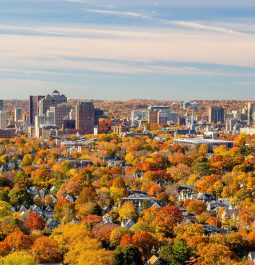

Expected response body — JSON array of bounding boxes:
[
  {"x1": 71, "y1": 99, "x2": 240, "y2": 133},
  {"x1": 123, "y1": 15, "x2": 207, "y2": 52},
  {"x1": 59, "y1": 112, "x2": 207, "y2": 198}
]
[{"x1": 174, "y1": 138, "x2": 234, "y2": 144}]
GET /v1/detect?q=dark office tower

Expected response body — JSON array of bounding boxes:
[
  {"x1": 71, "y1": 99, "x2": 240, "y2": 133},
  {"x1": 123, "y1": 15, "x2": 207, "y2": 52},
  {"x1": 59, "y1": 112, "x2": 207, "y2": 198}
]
[
  {"x1": 63, "y1": 119, "x2": 76, "y2": 130},
  {"x1": 29, "y1": 95, "x2": 45, "y2": 124},
  {"x1": 0, "y1": 100, "x2": 3, "y2": 111},
  {"x1": 208, "y1": 107, "x2": 225, "y2": 123},
  {"x1": 94, "y1": 108, "x2": 104, "y2": 126},
  {"x1": 75, "y1": 102, "x2": 94, "y2": 134}
]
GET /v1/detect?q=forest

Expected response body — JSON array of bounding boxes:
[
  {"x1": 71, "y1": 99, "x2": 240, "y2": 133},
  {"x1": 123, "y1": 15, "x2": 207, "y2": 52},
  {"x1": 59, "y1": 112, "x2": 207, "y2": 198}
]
[{"x1": 0, "y1": 132, "x2": 254, "y2": 264}]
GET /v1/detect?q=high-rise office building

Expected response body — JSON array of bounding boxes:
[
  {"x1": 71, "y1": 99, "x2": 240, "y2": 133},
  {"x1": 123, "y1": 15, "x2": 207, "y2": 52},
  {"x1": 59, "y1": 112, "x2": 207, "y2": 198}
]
[
  {"x1": 63, "y1": 119, "x2": 76, "y2": 130},
  {"x1": 38, "y1": 90, "x2": 67, "y2": 116},
  {"x1": 131, "y1": 109, "x2": 148, "y2": 122},
  {"x1": 29, "y1": 95, "x2": 45, "y2": 124},
  {"x1": 157, "y1": 110, "x2": 170, "y2": 124},
  {"x1": 0, "y1": 100, "x2": 4, "y2": 111},
  {"x1": 208, "y1": 107, "x2": 225, "y2": 123},
  {"x1": 94, "y1": 108, "x2": 104, "y2": 126},
  {"x1": 148, "y1": 110, "x2": 158, "y2": 124},
  {"x1": 14, "y1": 107, "x2": 22, "y2": 123},
  {"x1": 75, "y1": 102, "x2": 94, "y2": 134},
  {"x1": 148, "y1": 106, "x2": 171, "y2": 124},
  {"x1": 247, "y1": 102, "x2": 255, "y2": 127},
  {"x1": 50, "y1": 103, "x2": 72, "y2": 128},
  {"x1": 0, "y1": 111, "x2": 7, "y2": 129}
]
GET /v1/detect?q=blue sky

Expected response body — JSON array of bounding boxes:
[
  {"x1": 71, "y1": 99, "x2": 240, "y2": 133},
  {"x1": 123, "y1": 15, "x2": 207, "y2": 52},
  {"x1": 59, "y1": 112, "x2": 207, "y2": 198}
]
[{"x1": 0, "y1": 0, "x2": 255, "y2": 100}]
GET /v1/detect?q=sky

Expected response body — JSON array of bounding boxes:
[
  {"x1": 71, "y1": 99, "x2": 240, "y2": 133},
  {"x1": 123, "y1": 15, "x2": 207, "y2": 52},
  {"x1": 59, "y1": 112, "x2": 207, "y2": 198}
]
[{"x1": 0, "y1": 0, "x2": 255, "y2": 100}]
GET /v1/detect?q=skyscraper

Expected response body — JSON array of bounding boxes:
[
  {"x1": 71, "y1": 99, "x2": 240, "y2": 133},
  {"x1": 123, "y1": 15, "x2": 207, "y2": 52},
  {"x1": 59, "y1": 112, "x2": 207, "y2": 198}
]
[
  {"x1": 29, "y1": 95, "x2": 45, "y2": 124},
  {"x1": 148, "y1": 106, "x2": 171, "y2": 124},
  {"x1": 208, "y1": 107, "x2": 225, "y2": 123},
  {"x1": 0, "y1": 100, "x2": 4, "y2": 111},
  {"x1": 14, "y1": 107, "x2": 22, "y2": 123},
  {"x1": 94, "y1": 108, "x2": 104, "y2": 126},
  {"x1": 247, "y1": 102, "x2": 255, "y2": 127},
  {"x1": 75, "y1": 102, "x2": 94, "y2": 134},
  {"x1": 38, "y1": 90, "x2": 67, "y2": 116},
  {"x1": 0, "y1": 111, "x2": 7, "y2": 129},
  {"x1": 50, "y1": 103, "x2": 72, "y2": 128}
]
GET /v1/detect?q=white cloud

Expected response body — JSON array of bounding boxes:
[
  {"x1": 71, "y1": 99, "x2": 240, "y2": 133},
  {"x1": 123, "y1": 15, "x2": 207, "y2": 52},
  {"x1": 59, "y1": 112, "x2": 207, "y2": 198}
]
[
  {"x1": 171, "y1": 21, "x2": 242, "y2": 35},
  {"x1": 0, "y1": 23, "x2": 255, "y2": 77},
  {"x1": 83, "y1": 8, "x2": 153, "y2": 19},
  {"x1": 1, "y1": 29, "x2": 255, "y2": 65}
]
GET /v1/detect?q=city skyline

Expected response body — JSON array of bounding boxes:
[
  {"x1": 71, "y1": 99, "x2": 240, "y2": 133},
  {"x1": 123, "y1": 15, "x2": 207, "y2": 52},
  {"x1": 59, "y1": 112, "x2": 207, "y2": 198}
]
[{"x1": 0, "y1": 0, "x2": 255, "y2": 100}]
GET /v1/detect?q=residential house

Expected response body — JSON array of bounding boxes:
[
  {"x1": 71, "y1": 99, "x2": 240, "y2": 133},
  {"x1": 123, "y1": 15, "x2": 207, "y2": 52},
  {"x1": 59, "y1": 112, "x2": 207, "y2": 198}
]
[
  {"x1": 197, "y1": 193, "x2": 214, "y2": 202},
  {"x1": 177, "y1": 185, "x2": 197, "y2": 202},
  {"x1": 121, "y1": 218, "x2": 135, "y2": 229},
  {"x1": 46, "y1": 218, "x2": 59, "y2": 230},
  {"x1": 221, "y1": 208, "x2": 238, "y2": 223},
  {"x1": 145, "y1": 255, "x2": 161, "y2": 265},
  {"x1": 19, "y1": 205, "x2": 28, "y2": 217},
  {"x1": 102, "y1": 213, "x2": 113, "y2": 225},
  {"x1": 204, "y1": 224, "x2": 220, "y2": 235},
  {"x1": 43, "y1": 206, "x2": 54, "y2": 218},
  {"x1": 27, "y1": 186, "x2": 38, "y2": 196},
  {"x1": 30, "y1": 204, "x2": 43, "y2": 216},
  {"x1": 247, "y1": 252, "x2": 255, "y2": 263}
]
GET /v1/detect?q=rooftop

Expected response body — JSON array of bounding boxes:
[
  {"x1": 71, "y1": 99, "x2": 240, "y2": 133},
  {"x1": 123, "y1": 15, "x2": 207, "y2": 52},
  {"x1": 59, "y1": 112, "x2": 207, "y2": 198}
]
[{"x1": 174, "y1": 138, "x2": 234, "y2": 144}]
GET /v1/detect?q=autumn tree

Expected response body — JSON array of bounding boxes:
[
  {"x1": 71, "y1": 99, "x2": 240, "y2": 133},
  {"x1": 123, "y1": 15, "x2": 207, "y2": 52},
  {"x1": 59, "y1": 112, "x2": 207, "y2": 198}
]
[
  {"x1": 21, "y1": 154, "x2": 34, "y2": 167},
  {"x1": 76, "y1": 249, "x2": 113, "y2": 265},
  {"x1": 184, "y1": 200, "x2": 206, "y2": 215},
  {"x1": 152, "y1": 206, "x2": 183, "y2": 236},
  {"x1": 120, "y1": 234, "x2": 134, "y2": 246},
  {"x1": 198, "y1": 243, "x2": 235, "y2": 265},
  {"x1": 118, "y1": 202, "x2": 137, "y2": 221},
  {"x1": 31, "y1": 167, "x2": 53, "y2": 186},
  {"x1": 174, "y1": 224, "x2": 205, "y2": 239},
  {"x1": 0, "y1": 252, "x2": 36, "y2": 265},
  {"x1": 132, "y1": 230, "x2": 155, "y2": 258},
  {"x1": 93, "y1": 224, "x2": 118, "y2": 245},
  {"x1": 167, "y1": 163, "x2": 192, "y2": 183},
  {"x1": 225, "y1": 232, "x2": 248, "y2": 256},
  {"x1": 3, "y1": 230, "x2": 32, "y2": 253},
  {"x1": 198, "y1": 144, "x2": 209, "y2": 155},
  {"x1": 64, "y1": 238, "x2": 112, "y2": 265},
  {"x1": 25, "y1": 212, "x2": 46, "y2": 231},
  {"x1": 110, "y1": 227, "x2": 131, "y2": 246},
  {"x1": 31, "y1": 237, "x2": 62, "y2": 264}
]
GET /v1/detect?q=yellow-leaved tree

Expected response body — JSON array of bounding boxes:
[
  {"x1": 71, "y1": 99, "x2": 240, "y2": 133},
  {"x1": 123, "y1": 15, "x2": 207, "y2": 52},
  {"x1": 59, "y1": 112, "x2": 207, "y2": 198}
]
[{"x1": 52, "y1": 223, "x2": 113, "y2": 265}]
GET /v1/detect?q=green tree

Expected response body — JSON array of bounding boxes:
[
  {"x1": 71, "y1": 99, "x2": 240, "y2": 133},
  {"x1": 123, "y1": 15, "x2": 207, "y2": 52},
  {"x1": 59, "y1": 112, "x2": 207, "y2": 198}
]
[
  {"x1": 192, "y1": 157, "x2": 210, "y2": 177},
  {"x1": 159, "y1": 245, "x2": 176, "y2": 265},
  {"x1": 113, "y1": 246, "x2": 142, "y2": 265},
  {"x1": 172, "y1": 239, "x2": 190, "y2": 265},
  {"x1": 0, "y1": 200, "x2": 11, "y2": 218},
  {"x1": 8, "y1": 187, "x2": 31, "y2": 207},
  {"x1": 159, "y1": 240, "x2": 190, "y2": 265}
]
